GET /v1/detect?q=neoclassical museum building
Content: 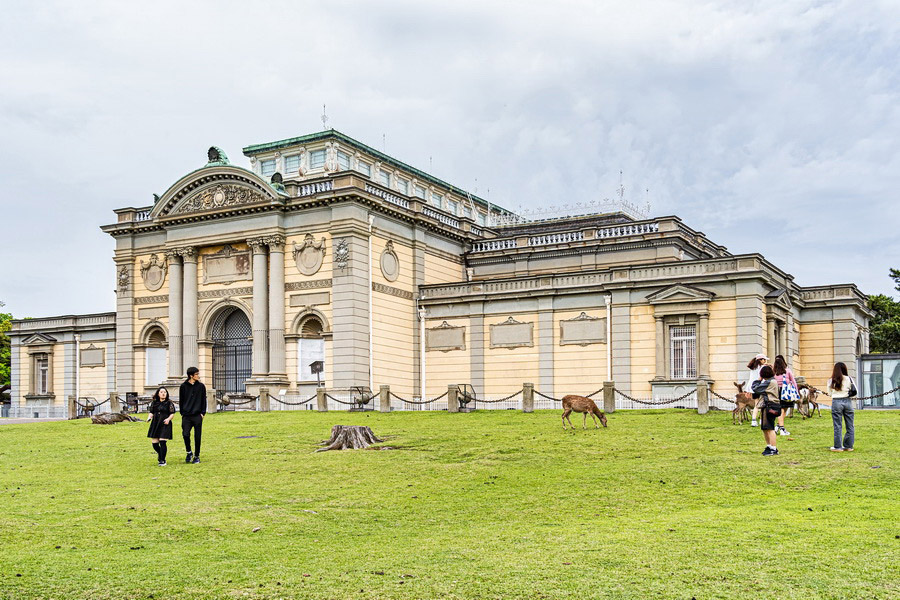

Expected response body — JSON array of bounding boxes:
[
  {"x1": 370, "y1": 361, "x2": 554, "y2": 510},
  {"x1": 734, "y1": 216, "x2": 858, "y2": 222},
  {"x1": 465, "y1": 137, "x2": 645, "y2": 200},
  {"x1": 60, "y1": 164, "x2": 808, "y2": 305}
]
[{"x1": 7, "y1": 130, "x2": 871, "y2": 417}]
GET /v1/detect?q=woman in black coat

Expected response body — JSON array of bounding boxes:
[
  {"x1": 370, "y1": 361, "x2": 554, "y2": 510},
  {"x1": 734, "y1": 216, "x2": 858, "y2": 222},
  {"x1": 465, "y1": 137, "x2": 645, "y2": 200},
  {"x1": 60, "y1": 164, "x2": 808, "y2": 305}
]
[{"x1": 147, "y1": 387, "x2": 175, "y2": 466}]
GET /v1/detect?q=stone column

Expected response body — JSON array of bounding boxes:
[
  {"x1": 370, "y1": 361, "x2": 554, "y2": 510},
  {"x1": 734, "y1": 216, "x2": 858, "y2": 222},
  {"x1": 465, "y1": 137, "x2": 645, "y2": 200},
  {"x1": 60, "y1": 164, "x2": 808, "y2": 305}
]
[
  {"x1": 180, "y1": 247, "x2": 199, "y2": 371},
  {"x1": 379, "y1": 384, "x2": 391, "y2": 412},
  {"x1": 779, "y1": 322, "x2": 788, "y2": 360},
  {"x1": 654, "y1": 316, "x2": 666, "y2": 379},
  {"x1": 698, "y1": 314, "x2": 710, "y2": 378},
  {"x1": 166, "y1": 250, "x2": 183, "y2": 379},
  {"x1": 766, "y1": 317, "x2": 776, "y2": 359},
  {"x1": 522, "y1": 382, "x2": 534, "y2": 413},
  {"x1": 447, "y1": 384, "x2": 459, "y2": 413},
  {"x1": 603, "y1": 381, "x2": 615, "y2": 414},
  {"x1": 316, "y1": 387, "x2": 328, "y2": 412},
  {"x1": 248, "y1": 238, "x2": 269, "y2": 377},
  {"x1": 696, "y1": 380, "x2": 709, "y2": 414},
  {"x1": 266, "y1": 235, "x2": 286, "y2": 377}
]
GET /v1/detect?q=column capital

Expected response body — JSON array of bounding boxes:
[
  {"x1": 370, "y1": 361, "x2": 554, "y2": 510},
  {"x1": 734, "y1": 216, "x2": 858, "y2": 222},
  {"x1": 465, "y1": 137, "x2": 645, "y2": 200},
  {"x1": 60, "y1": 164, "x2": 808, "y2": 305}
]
[
  {"x1": 247, "y1": 237, "x2": 268, "y2": 253},
  {"x1": 264, "y1": 235, "x2": 286, "y2": 251},
  {"x1": 164, "y1": 249, "x2": 181, "y2": 260},
  {"x1": 176, "y1": 246, "x2": 197, "y2": 261}
]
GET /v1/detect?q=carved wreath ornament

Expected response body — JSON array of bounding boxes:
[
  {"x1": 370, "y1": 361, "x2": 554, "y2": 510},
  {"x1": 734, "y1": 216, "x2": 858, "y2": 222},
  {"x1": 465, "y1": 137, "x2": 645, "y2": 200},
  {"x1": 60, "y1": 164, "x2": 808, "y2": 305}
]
[
  {"x1": 293, "y1": 234, "x2": 326, "y2": 275},
  {"x1": 334, "y1": 238, "x2": 350, "y2": 271},
  {"x1": 380, "y1": 240, "x2": 400, "y2": 282},
  {"x1": 117, "y1": 266, "x2": 129, "y2": 293},
  {"x1": 174, "y1": 184, "x2": 268, "y2": 214}
]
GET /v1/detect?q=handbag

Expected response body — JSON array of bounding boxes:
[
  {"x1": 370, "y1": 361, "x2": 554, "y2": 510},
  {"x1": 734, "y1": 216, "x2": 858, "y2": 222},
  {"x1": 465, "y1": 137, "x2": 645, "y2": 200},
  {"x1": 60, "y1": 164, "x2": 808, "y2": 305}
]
[
  {"x1": 848, "y1": 378, "x2": 858, "y2": 398},
  {"x1": 780, "y1": 380, "x2": 801, "y2": 402}
]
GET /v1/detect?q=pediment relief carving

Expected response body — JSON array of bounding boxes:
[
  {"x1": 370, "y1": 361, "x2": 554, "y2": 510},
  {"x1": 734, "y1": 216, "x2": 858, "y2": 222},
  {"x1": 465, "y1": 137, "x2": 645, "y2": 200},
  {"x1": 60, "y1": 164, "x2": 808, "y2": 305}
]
[
  {"x1": 140, "y1": 254, "x2": 168, "y2": 292},
  {"x1": 293, "y1": 234, "x2": 326, "y2": 276},
  {"x1": 172, "y1": 183, "x2": 271, "y2": 215},
  {"x1": 765, "y1": 288, "x2": 793, "y2": 310},
  {"x1": 646, "y1": 284, "x2": 715, "y2": 304},
  {"x1": 23, "y1": 333, "x2": 57, "y2": 345}
]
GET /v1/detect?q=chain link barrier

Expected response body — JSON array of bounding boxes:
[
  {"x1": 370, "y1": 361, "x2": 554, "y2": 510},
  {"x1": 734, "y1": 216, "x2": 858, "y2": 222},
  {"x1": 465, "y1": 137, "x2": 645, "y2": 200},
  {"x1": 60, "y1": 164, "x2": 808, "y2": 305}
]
[
  {"x1": 472, "y1": 389, "x2": 524, "y2": 404},
  {"x1": 268, "y1": 393, "x2": 316, "y2": 407},
  {"x1": 534, "y1": 387, "x2": 604, "y2": 402},
  {"x1": 389, "y1": 391, "x2": 442, "y2": 405},
  {"x1": 850, "y1": 384, "x2": 900, "y2": 402},
  {"x1": 614, "y1": 388, "x2": 697, "y2": 406},
  {"x1": 323, "y1": 393, "x2": 359, "y2": 406},
  {"x1": 74, "y1": 397, "x2": 109, "y2": 410},
  {"x1": 709, "y1": 388, "x2": 736, "y2": 404}
]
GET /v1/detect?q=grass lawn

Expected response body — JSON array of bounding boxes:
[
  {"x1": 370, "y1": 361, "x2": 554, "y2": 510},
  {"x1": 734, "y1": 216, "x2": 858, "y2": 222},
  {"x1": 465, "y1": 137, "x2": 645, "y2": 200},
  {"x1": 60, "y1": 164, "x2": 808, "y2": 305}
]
[{"x1": 0, "y1": 408, "x2": 897, "y2": 599}]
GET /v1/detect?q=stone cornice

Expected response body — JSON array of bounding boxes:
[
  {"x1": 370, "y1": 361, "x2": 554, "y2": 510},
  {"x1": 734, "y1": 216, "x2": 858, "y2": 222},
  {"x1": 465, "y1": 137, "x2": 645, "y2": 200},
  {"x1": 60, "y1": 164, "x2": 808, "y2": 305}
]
[{"x1": 373, "y1": 282, "x2": 415, "y2": 300}]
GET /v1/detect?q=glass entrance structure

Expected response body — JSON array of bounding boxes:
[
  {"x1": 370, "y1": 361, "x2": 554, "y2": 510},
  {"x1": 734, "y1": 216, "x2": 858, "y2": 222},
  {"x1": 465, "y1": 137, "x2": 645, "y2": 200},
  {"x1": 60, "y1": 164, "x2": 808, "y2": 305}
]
[{"x1": 859, "y1": 354, "x2": 900, "y2": 408}]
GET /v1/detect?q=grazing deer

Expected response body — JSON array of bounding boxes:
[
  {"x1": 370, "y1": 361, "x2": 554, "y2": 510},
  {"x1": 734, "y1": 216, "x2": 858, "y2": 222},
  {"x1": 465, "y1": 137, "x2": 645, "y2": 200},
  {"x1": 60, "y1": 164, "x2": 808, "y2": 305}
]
[
  {"x1": 561, "y1": 395, "x2": 608, "y2": 430},
  {"x1": 797, "y1": 386, "x2": 823, "y2": 419},
  {"x1": 732, "y1": 382, "x2": 757, "y2": 425}
]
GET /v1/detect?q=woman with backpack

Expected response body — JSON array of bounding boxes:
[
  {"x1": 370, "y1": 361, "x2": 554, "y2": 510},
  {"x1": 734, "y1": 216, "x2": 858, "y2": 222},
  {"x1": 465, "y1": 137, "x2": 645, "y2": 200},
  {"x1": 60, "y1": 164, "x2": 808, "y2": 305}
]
[
  {"x1": 773, "y1": 355, "x2": 800, "y2": 436},
  {"x1": 752, "y1": 365, "x2": 782, "y2": 456},
  {"x1": 827, "y1": 362, "x2": 856, "y2": 452}
]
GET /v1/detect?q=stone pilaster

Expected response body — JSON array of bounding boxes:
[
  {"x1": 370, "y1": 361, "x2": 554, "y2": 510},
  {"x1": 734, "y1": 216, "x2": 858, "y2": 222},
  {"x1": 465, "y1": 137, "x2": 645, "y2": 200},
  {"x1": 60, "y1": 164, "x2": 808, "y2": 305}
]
[
  {"x1": 166, "y1": 250, "x2": 183, "y2": 380},
  {"x1": 248, "y1": 238, "x2": 269, "y2": 377},
  {"x1": 610, "y1": 294, "x2": 632, "y2": 392},
  {"x1": 114, "y1": 258, "x2": 136, "y2": 394},
  {"x1": 653, "y1": 315, "x2": 665, "y2": 379},
  {"x1": 180, "y1": 247, "x2": 199, "y2": 371},
  {"x1": 538, "y1": 297, "x2": 554, "y2": 398},
  {"x1": 266, "y1": 235, "x2": 287, "y2": 378},
  {"x1": 766, "y1": 317, "x2": 776, "y2": 359},
  {"x1": 470, "y1": 309, "x2": 485, "y2": 394},
  {"x1": 698, "y1": 313, "x2": 710, "y2": 378}
]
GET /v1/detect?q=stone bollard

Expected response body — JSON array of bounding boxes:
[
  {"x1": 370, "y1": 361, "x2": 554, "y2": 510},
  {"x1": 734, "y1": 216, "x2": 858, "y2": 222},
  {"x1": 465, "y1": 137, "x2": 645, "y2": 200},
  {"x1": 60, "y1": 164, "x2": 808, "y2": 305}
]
[
  {"x1": 109, "y1": 392, "x2": 121, "y2": 413},
  {"x1": 603, "y1": 381, "x2": 615, "y2": 414},
  {"x1": 447, "y1": 384, "x2": 460, "y2": 413},
  {"x1": 68, "y1": 395, "x2": 77, "y2": 419},
  {"x1": 207, "y1": 388, "x2": 218, "y2": 414},
  {"x1": 379, "y1": 385, "x2": 391, "y2": 412},
  {"x1": 697, "y1": 380, "x2": 709, "y2": 415},
  {"x1": 522, "y1": 382, "x2": 535, "y2": 413},
  {"x1": 316, "y1": 388, "x2": 328, "y2": 412},
  {"x1": 259, "y1": 387, "x2": 270, "y2": 412}
]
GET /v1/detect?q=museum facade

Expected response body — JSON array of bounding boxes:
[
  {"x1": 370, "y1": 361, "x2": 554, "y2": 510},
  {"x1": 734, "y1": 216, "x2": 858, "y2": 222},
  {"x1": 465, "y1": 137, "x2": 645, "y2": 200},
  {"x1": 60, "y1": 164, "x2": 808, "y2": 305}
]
[{"x1": 7, "y1": 130, "x2": 871, "y2": 417}]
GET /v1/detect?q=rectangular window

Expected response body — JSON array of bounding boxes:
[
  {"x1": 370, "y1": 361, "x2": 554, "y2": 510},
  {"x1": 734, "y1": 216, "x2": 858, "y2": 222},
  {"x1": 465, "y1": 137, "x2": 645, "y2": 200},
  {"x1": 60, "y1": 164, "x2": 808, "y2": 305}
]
[
  {"x1": 670, "y1": 325, "x2": 697, "y2": 379},
  {"x1": 462, "y1": 205, "x2": 472, "y2": 219},
  {"x1": 447, "y1": 199, "x2": 459, "y2": 215},
  {"x1": 476, "y1": 212, "x2": 486, "y2": 226},
  {"x1": 357, "y1": 161, "x2": 371, "y2": 177},
  {"x1": 146, "y1": 347, "x2": 167, "y2": 387},
  {"x1": 397, "y1": 178, "x2": 409, "y2": 195},
  {"x1": 309, "y1": 149, "x2": 326, "y2": 169},
  {"x1": 337, "y1": 150, "x2": 351, "y2": 171},
  {"x1": 35, "y1": 354, "x2": 49, "y2": 395},
  {"x1": 414, "y1": 185, "x2": 426, "y2": 199},
  {"x1": 260, "y1": 159, "x2": 276, "y2": 177},
  {"x1": 298, "y1": 338, "x2": 325, "y2": 382},
  {"x1": 284, "y1": 154, "x2": 301, "y2": 173},
  {"x1": 431, "y1": 193, "x2": 443, "y2": 208},
  {"x1": 379, "y1": 169, "x2": 391, "y2": 186}
]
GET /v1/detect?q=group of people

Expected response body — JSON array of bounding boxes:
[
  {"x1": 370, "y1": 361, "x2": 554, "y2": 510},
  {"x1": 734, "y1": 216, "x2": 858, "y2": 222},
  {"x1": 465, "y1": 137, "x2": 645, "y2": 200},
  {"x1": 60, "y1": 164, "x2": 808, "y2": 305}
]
[
  {"x1": 146, "y1": 366, "x2": 208, "y2": 466},
  {"x1": 746, "y1": 354, "x2": 856, "y2": 456}
]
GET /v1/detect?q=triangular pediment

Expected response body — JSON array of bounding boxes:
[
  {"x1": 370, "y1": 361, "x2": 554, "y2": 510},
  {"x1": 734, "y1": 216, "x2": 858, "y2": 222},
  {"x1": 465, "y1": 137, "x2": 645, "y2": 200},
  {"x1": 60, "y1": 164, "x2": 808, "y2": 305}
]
[
  {"x1": 151, "y1": 165, "x2": 287, "y2": 220},
  {"x1": 765, "y1": 288, "x2": 793, "y2": 310},
  {"x1": 646, "y1": 284, "x2": 715, "y2": 304},
  {"x1": 23, "y1": 333, "x2": 57, "y2": 345}
]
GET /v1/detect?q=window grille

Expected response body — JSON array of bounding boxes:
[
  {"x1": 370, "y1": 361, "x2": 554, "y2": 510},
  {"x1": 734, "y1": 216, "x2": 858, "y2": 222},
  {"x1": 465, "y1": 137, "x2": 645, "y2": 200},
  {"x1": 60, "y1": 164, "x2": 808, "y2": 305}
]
[
  {"x1": 284, "y1": 154, "x2": 301, "y2": 173},
  {"x1": 260, "y1": 159, "x2": 276, "y2": 176},
  {"x1": 670, "y1": 325, "x2": 697, "y2": 379},
  {"x1": 309, "y1": 149, "x2": 326, "y2": 169}
]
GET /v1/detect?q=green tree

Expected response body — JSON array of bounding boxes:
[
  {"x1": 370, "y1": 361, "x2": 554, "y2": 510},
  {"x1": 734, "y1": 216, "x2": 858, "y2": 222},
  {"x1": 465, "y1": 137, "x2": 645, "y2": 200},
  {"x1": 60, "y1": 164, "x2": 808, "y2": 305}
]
[
  {"x1": 0, "y1": 301, "x2": 12, "y2": 387},
  {"x1": 867, "y1": 270, "x2": 900, "y2": 354}
]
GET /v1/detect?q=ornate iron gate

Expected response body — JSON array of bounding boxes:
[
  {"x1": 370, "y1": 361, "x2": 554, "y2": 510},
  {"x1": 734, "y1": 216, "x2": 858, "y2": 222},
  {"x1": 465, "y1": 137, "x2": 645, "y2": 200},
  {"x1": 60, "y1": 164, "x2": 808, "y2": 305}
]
[{"x1": 211, "y1": 309, "x2": 252, "y2": 400}]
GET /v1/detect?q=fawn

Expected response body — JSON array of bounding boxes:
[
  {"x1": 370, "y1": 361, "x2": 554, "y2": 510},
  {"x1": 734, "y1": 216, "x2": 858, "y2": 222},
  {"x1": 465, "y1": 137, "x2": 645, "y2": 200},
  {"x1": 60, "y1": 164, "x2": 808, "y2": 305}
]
[
  {"x1": 561, "y1": 395, "x2": 608, "y2": 429},
  {"x1": 732, "y1": 382, "x2": 756, "y2": 425}
]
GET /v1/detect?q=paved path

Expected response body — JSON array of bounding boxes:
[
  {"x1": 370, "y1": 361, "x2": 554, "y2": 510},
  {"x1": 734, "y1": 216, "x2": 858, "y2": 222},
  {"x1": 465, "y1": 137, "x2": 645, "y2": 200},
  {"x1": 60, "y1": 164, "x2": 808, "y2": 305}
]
[{"x1": 0, "y1": 417, "x2": 66, "y2": 425}]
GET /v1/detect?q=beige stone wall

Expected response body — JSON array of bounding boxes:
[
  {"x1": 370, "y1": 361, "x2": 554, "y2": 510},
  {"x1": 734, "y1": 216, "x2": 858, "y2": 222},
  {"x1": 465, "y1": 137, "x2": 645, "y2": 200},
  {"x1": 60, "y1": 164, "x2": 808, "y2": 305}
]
[
  {"x1": 79, "y1": 363, "x2": 108, "y2": 400},
  {"x1": 630, "y1": 305, "x2": 655, "y2": 396},
  {"x1": 371, "y1": 236, "x2": 416, "y2": 396},
  {"x1": 482, "y1": 313, "x2": 539, "y2": 396},
  {"x1": 799, "y1": 322, "x2": 835, "y2": 388},
  {"x1": 424, "y1": 317, "x2": 470, "y2": 397},
  {"x1": 553, "y1": 309, "x2": 607, "y2": 395},
  {"x1": 17, "y1": 346, "x2": 31, "y2": 400},
  {"x1": 52, "y1": 345, "x2": 65, "y2": 402},
  {"x1": 424, "y1": 252, "x2": 463, "y2": 285},
  {"x1": 708, "y1": 300, "x2": 738, "y2": 392},
  {"x1": 792, "y1": 322, "x2": 803, "y2": 376}
]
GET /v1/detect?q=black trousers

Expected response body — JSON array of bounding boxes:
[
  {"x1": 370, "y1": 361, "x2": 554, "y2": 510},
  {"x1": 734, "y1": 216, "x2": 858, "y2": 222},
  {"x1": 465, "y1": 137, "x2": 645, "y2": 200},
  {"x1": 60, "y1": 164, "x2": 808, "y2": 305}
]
[{"x1": 182, "y1": 414, "x2": 203, "y2": 455}]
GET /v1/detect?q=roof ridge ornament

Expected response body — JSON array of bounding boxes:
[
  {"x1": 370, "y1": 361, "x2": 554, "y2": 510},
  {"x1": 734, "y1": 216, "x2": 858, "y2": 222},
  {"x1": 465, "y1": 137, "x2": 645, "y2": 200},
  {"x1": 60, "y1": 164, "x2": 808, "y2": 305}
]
[{"x1": 206, "y1": 146, "x2": 229, "y2": 166}]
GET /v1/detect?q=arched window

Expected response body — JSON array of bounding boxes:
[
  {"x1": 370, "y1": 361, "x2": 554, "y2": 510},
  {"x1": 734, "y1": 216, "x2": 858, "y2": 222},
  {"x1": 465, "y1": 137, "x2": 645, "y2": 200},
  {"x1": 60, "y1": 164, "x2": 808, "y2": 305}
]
[
  {"x1": 297, "y1": 316, "x2": 325, "y2": 384},
  {"x1": 145, "y1": 328, "x2": 167, "y2": 387}
]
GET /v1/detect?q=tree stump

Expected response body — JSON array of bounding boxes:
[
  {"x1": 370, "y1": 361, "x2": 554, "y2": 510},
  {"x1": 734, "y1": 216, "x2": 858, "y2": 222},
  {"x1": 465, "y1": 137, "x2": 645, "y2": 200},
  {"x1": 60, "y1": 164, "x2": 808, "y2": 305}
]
[
  {"x1": 316, "y1": 425, "x2": 384, "y2": 451},
  {"x1": 91, "y1": 412, "x2": 143, "y2": 424}
]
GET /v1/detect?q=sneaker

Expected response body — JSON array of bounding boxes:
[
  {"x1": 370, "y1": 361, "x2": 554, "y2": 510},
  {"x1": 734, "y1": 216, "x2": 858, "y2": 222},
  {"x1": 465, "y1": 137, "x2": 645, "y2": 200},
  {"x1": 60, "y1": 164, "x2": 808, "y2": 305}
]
[
  {"x1": 185, "y1": 451, "x2": 193, "y2": 463},
  {"x1": 158, "y1": 461, "x2": 167, "y2": 466},
  {"x1": 751, "y1": 421, "x2": 758, "y2": 427},
  {"x1": 778, "y1": 427, "x2": 790, "y2": 436},
  {"x1": 762, "y1": 446, "x2": 775, "y2": 456},
  {"x1": 844, "y1": 448, "x2": 854, "y2": 452},
  {"x1": 191, "y1": 456, "x2": 200, "y2": 464},
  {"x1": 829, "y1": 447, "x2": 843, "y2": 452}
]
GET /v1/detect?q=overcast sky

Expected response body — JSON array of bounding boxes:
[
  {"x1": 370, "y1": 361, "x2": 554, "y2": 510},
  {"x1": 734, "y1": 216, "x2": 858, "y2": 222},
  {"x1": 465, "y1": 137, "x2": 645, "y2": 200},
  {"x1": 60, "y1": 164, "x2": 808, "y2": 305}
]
[{"x1": 1, "y1": 0, "x2": 898, "y2": 318}]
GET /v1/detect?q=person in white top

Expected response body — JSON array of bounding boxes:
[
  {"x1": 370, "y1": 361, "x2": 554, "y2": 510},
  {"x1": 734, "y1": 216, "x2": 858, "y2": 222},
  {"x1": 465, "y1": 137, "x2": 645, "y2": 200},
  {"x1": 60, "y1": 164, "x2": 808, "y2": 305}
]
[
  {"x1": 827, "y1": 362, "x2": 856, "y2": 451},
  {"x1": 745, "y1": 354, "x2": 768, "y2": 427}
]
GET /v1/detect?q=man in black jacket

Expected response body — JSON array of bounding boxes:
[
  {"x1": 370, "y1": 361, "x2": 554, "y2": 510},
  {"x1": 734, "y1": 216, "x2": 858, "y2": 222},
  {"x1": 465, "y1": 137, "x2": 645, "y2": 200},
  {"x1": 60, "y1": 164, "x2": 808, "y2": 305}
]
[{"x1": 179, "y1": 367, "x2": 206, "y2": 464}]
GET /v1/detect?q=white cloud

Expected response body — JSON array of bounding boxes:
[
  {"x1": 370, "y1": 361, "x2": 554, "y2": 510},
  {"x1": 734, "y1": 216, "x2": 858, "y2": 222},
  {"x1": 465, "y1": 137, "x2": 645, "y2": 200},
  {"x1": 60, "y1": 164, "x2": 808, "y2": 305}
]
[{"x1": 1, "y1": 0, "x2": 899, "y2": 316}]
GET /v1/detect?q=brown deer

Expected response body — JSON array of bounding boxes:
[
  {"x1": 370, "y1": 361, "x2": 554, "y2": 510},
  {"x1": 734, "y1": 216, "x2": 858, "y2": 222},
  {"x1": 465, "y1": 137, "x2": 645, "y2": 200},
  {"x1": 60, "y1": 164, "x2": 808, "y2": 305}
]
[
  {"x1": 732, "y1": 382, "x2": 757, "y2": 425},
  {"x1": 561, "y1": 395, "x2": 608, "y2": 429},
  {"x1": 797, "y1": 386, "x2": 823, "y2": 419}
]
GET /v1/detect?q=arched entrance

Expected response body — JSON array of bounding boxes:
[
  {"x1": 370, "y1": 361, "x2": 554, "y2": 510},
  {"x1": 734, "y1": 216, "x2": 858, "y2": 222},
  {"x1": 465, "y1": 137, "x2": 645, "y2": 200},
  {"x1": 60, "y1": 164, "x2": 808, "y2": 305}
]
[{"x1": 211, "y1": 307, "x2": 252, "y2": 398}]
